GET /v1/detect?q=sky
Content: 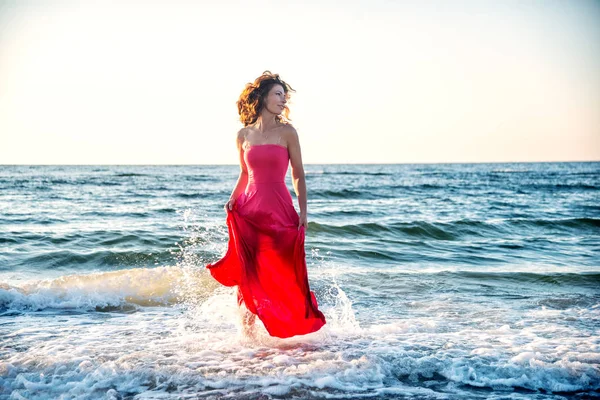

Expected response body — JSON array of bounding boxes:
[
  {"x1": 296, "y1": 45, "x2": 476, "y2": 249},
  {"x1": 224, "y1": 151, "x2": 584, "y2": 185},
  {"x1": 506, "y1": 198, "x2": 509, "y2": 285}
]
[{"x1": 0, "y1": 0, "x2": 598, "y2": 165}]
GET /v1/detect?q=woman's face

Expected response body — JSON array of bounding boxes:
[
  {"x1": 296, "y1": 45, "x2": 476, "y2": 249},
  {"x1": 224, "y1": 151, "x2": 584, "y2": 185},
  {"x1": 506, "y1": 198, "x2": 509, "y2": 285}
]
[{"x1": 263, "y1": 84, "x2": 287, "y2": 115}]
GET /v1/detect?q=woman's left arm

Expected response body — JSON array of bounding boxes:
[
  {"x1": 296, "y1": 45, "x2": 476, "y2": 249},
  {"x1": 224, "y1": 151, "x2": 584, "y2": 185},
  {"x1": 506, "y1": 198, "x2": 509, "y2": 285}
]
[{"x1": 286, "y1": 126, "x2": 308, "y2": 229}]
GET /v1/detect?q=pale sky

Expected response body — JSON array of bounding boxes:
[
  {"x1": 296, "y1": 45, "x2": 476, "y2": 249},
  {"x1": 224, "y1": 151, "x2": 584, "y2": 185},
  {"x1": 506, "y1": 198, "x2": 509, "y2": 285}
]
[{"x1": 0, "y1": 0, "x2": 599, "y2": 164}]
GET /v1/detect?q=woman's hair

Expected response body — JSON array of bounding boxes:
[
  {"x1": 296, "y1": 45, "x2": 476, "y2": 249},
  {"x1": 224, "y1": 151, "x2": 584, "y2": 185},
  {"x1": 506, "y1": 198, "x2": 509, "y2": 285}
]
[{"x1": 237, "y1": 70, "x2": 295, "y2": 127}]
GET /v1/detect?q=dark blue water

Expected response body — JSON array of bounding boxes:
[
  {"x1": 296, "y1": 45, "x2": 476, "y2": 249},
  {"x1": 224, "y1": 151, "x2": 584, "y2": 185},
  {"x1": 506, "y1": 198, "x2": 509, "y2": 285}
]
[{"x1": 1, "y1": 162, "x2": 599, "y2": 399}]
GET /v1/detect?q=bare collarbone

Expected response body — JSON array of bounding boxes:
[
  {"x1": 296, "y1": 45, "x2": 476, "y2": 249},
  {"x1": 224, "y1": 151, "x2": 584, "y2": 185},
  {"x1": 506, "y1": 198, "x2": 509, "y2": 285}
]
[{"x1": 242, "y1": 123, "x2": 293, "y2": 150}]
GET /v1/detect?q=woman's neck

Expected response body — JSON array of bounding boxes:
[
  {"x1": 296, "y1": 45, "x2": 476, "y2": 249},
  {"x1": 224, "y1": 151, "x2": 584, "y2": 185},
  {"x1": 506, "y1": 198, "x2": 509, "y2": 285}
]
[{"x1": 255, "y1": 113, "x2": 279, "y2": 132}]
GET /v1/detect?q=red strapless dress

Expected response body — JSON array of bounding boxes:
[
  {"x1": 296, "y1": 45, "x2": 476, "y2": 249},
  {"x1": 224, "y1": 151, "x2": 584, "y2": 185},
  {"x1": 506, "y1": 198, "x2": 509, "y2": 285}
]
[{"x1": 206, "y1": 144, "x2": 326, "y2": 338}]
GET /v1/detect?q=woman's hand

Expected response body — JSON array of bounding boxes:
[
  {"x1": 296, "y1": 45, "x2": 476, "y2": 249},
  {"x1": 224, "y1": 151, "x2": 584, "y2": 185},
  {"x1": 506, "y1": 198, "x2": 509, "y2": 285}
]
[
  {"x1": 224, "y1": 198, "x2": 236, "y2": 211},
  {"x1": 298, "y1": 212, "x2": 308, "y2": 230}
]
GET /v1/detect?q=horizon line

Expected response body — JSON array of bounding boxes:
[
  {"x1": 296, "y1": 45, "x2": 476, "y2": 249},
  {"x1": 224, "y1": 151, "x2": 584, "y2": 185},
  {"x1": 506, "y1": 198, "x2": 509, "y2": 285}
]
[{"x1": 1, "y1": 160, "x2": 599, "y2": 167}]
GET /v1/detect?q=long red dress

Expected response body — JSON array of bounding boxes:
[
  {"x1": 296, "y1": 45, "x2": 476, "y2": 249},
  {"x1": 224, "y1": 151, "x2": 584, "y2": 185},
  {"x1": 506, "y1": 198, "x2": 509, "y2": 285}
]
[{"x1": 206, "y1": 143, "x2": 326, "y2": 338}]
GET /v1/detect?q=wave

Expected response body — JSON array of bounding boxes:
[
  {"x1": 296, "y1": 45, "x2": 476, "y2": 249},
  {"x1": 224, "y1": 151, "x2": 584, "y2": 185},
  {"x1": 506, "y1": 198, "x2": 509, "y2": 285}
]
[
  {"x1": 183, "y1": 175, "x2": 220, "y2": 182},
  {"x1": 308, "y1": 171, "x2": 394, "y2": 176},
  {"x1": 389, "y1": 183, "x2": 448, "y2": 190},
  {"x1": 0, "y1": 266, "x2": 217, "y2": 313},
  {"x1": 342, "y1": 269, "x2": 600, "y2": 290},
  {"x1": 9, "y1": 248, "x2": 179, "y2": 271},
  {"x1": 372, "y1": 345, "x2": 600, "y2": 395},
  {"x1": 568, "y1": 171, "x2": 600, "y2": 176},
  {"x1": 517, "y1": 183, "x2": 599, "y2": 191},
  {"x1": 0, "y1": 178, "x2": 123, "y2": 187},
  {"x1": 308, "y1": 217, "x2": 600, "y2": 240},
  {"x1": 309, "y1": 220, "x2": 455, "y2": 240},
  {"x1": 490, "y1": 169, "x2": 531, "y2": 173},
  {"x1": 311, "y1": 189, "x2": 393, "y2": 200},
  {"x1": 549, "y1": 183, "x2": 599, "y2": 190},
  {"x1": 0, "y1": 230, "x2": 180, "y2": 244},
  {"x1": 310, "y1": 184, "x2": 460, "y2": 199},
  {"x1": 175, "y1": 191, "x2": 228, "y2": 199},
  {"x1": 441, "y1": 270, "x2": 600, "y2": 289},
  {"x1": 308, "y1": 220, "x2": 499, "y2": 240},
  {"x1": 312, "y1": 209, "x2": 380, "y2": 217},
  {"x1": 0, "y1": 216, "x2": 67, "y2": 225},
  {"x1": 2, "y1": 268, "x2": 597, "y2": 398},
  {"x1": 80, "y1": 211, "x2": 151, "y2": 218},
  {"x1": 80, "y1": 208, "x2": 177, "y2": 217},
  {"x1": 7, "y1": 267, "x2": 596, "y2": 314},
  {"x1": 510, "y1": 217, "x2": 600, "y2": 229},
  {"x1": 113, "y1": 173, "x2": 147, "y2": 177}
]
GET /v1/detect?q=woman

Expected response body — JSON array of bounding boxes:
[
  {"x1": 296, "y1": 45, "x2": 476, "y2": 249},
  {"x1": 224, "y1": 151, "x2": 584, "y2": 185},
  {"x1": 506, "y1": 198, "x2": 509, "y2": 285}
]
[{"x1": 206, "y1": 71, "x2": 326, "y2": 339}]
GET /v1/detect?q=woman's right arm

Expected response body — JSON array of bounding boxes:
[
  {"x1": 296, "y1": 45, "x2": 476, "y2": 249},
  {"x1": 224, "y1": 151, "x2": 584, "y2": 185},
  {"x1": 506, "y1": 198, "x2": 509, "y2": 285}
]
[{"x1": 225, "y1": 129, "x2": 249, "y2": 210}]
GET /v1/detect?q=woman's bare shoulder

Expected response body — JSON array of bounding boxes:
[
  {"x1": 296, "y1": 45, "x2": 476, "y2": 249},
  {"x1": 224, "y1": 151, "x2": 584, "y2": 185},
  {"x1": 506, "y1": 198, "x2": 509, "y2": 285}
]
[
  {"x1": 237, "y1": 127, "x2": 250, "y2": 138},
  {"x1": 281, "y1": 124, "x2": 299, "y2": 143},
  {"x1": 280, "y1": 123, "x2": 297, "y2": 135},
  {"x1": 236, "y1": 127, "x2": 249, "y2": 147}
]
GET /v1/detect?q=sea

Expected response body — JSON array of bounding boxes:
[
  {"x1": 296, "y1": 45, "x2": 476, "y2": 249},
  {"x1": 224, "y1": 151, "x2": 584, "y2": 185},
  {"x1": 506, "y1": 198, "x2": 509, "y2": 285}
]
[{"x1": 0, "y1": 162, "x2": 598, "y2": 400}]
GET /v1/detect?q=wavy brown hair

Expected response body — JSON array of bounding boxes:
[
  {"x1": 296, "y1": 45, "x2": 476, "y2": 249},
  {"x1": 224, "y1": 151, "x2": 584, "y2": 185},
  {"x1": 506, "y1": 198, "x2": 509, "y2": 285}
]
[{"x1": 237, "y1": 71, "x2": 295, "y2": 127}]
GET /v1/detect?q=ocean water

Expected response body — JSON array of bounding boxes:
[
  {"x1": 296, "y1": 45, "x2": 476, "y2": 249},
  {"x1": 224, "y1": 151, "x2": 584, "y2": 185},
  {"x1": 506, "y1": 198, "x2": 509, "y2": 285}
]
[{"x1": 0, "y1": 162, "x2": 598, "y2": 400}]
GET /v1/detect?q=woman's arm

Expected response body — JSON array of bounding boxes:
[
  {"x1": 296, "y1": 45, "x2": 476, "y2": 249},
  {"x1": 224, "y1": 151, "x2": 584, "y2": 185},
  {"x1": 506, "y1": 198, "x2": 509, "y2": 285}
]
[
  {"x1": 225, "y1": 129, "x2": 249, "y2": 210},
  {"x1": 286, "y1": 126, "x2": 307, "y2": 228}
]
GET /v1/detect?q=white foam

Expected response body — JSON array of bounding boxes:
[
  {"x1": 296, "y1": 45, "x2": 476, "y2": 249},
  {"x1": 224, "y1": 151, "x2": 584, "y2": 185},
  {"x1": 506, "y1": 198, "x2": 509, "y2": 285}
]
[
  {"x1": 0, "y1": 266, "x2": 218, "y2": 312},
  {"x1": 2, "y1": 305, "x2": 598, "y2": 399},
  {"x1": 2, "y1": 264, "x2": 599, "y2": 398}
]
